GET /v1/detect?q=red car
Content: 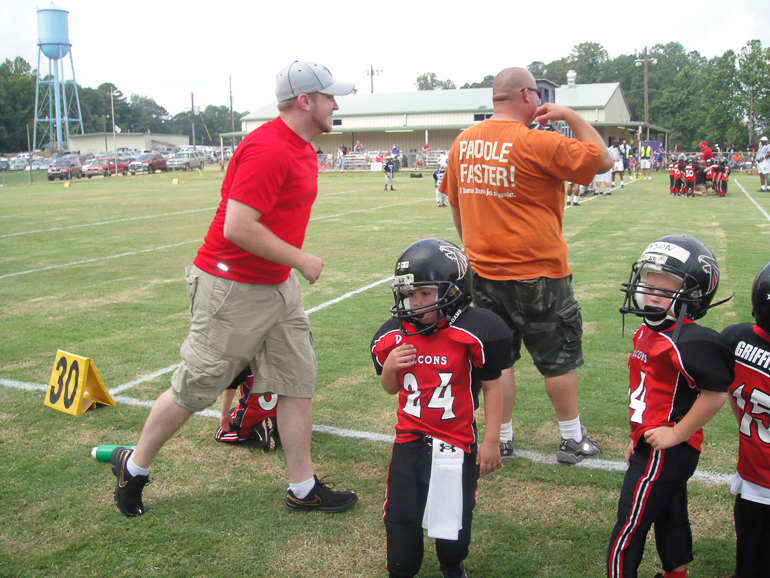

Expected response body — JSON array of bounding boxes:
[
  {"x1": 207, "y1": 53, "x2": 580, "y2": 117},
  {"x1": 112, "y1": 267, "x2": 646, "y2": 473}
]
[
  {"x1": 47, "y1": 158, "x2": 82, "y2": 180},
  {"x1": 84, "y1": 157, "x2": 131, "y2": 178}
]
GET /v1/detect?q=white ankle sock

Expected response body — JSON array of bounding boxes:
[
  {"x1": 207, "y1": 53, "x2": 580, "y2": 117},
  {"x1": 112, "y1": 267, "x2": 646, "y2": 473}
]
[
  {"x1": 559, "y1": 417, "x2": 582, "y2": 442},
  {"x1": 500, "y1": 421, "x2": 513, "y2": 443},
  {"x1": 290, "y1": 476, "x2": 316, "y2": 499},
  {"x1": 127, "y1": 454, "x2": 150, "y2": 477}
]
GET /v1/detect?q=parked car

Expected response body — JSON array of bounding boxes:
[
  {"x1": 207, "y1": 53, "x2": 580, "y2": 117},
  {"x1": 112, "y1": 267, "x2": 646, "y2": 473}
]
[
  {"x1": 167, "y1": 151, "x2": 205, "y2": 171},
  {"x1": 0, "y1": 158, "x2": 9, "y2": 171},
  {"x1": 84, "y1": 157, "x2": 130, "y2": 178},
  {"x1": 9, "y1": 157, "x2": 29, "y2": 171},
  {"x1": 47, "y1": 158, "x2": 82, "y2": 180},
  {"x1": 129, "y1": 153, "x2": 167, "y2": 175}
]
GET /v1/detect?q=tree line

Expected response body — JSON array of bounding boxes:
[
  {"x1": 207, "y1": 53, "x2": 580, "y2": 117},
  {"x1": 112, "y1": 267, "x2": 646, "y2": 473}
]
[
  {"x1": 0, "y1": 56, "x2": 248, "y2": 153},
  {"x1": 415, "y1": 40, "x2": 770, "y2": 151}
]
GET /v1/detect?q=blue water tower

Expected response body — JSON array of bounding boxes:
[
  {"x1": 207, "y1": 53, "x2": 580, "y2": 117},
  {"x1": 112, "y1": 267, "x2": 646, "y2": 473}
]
[{"x1": 33, "y1": 2, "x2": 84, "y2": 152}]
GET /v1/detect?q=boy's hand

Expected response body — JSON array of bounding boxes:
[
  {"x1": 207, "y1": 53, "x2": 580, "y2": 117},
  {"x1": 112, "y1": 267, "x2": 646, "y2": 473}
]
[
  {"x1": 220, "y1": 415, "x2": 231, "y2": 430},
  {"x1": 643, "y1": 426, "x2": 680, "y2": 450},
  {"x1": 383, "y1": 344, "x2": 416, "y2": 372},
  {"x1": 477, "y1": 439, "x2": 502, "y2": 476}
]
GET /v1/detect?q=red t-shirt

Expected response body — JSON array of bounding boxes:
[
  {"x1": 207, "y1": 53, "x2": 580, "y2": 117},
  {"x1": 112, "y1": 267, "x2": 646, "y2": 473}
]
[
  {"x1": 701, "y1": 146, "x2": 713, "y2": 161},
  {"x1": 194, "y1": 118, "x2": 318, "y2": 284}
]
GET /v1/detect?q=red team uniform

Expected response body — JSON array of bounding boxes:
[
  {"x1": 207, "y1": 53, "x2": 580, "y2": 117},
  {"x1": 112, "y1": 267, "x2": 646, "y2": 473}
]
[
  {"x1": 371, "y1": 238, "x2": 511, "y2": 578},
  {"x1": 214, "y1": 366, "x2": 278, "y2": 450},
  {"x1": 721, "y1": 262, "x2": 770, "y2": 578},
  {"x1": 682, "y1": 159, "x2": 697, "y2": 197},
  {"x1": 608, "y1": 235, "x2": 734, "y2": 578}
]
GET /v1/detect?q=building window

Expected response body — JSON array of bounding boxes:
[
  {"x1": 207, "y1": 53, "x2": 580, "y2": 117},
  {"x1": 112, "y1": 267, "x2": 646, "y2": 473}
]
[
  {"x1": 332, "y1": 119, "x2": 342, "y2": 126},
  {"x1": 473, "y1": 113, "x2": 493, "y2": 122}
]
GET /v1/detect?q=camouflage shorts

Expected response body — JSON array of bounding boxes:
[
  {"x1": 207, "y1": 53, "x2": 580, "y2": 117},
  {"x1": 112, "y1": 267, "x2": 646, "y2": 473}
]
[{"x1": 472, "y1": 273, "x2": 583, "y2": 378}]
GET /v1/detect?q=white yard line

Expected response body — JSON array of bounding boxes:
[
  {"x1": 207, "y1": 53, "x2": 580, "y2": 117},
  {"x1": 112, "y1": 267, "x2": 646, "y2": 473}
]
[
  {"x1": 0, "y1": 375, "x2": 734, "y2": 484},
  {"x1": 734, "y1": 179, "x2": 770, "y2": 222},
  {"x1": 0, "y1": 207, "x2": 216, "y2": 239}
]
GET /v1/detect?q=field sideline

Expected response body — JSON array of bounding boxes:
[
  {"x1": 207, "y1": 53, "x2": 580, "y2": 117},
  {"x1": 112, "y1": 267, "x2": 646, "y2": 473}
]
[{"x1": 2, "y1": 169, "x2": 769, "y2": 577}]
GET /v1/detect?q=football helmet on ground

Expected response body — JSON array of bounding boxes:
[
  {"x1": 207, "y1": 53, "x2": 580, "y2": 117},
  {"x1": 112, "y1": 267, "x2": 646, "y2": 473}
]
[
  {"x1": 620, "y1": 235, "x2": 730, "y2": 335},
  {"x1": 752, "y1": 262, "x2": 770, "y2": 332},
  {"x1": 391, "y1": 238, "x2": 472, "y2": 336}
]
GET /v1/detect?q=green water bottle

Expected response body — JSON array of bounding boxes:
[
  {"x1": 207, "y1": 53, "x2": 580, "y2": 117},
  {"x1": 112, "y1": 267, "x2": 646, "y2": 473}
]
[{"x1": 91, "y1": 445, "x2": 135, "y2": 462}]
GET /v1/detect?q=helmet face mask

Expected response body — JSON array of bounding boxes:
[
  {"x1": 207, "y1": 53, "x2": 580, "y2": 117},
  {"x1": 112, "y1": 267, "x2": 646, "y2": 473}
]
[
  {"x1": 752, "y1": 262, "x2": 770, "y2": 332},
  {"x1": 390, "y1": 238, "x2": 472, "y2": 336},
  {"x1": 620, "y1": 235, "x2": 721, "y2": 326}
]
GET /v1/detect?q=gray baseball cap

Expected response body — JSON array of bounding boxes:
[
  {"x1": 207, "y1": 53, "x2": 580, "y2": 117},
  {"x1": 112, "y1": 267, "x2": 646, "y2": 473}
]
[{"x1": 275, "y1": 61, "x2": 354, "y2": 102}]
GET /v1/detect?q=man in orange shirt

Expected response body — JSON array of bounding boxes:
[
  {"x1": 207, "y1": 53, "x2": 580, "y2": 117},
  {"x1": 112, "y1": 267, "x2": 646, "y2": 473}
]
[{"x1": 440, "y1": 67, "x2": 613, "y2": 464}]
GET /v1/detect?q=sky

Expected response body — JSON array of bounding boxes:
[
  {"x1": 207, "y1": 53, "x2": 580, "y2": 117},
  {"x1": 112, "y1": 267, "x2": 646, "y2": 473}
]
[{"x1": 2, "y1": 0, "x2": 769, "y2": 118}]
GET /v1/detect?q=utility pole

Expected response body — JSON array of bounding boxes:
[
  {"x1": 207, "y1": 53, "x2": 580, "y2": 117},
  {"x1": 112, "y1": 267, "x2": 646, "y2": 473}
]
[
  {"x1": 229, "y1": 75, "x2": 235, "y2": 149},
  {"x1": 367, "y1": 65, "x2": 382, "y2": 94},
  {"x1": 635, "y1": 47, "x2": 657, "y2": 141},
  {"x1": 26, "y1": 124, "x2": 33, "y2": 185},
  {"x1": 191, "y1": 93, "x2": 196, "y2": 148}
]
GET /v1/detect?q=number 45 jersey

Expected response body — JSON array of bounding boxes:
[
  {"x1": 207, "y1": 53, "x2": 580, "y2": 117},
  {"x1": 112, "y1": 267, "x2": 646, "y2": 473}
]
[
  {"x1": 371, "y1": 308, "x2": 511, "y2": 452},
  {"x1": 627, "y1": 319, "x2": 734, "y2": 451},
  {"x1": 722, "y1": 323, "x2": 770, "y2": 488}
]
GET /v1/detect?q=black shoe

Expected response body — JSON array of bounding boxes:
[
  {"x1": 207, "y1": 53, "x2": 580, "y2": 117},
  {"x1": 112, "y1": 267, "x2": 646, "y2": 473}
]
[
  {"x1": 606, "y1": 191, "x2": 612, "y2": 195},
  {"x1": 391, "y1": 187, "x2": 395, "y2": 191},
  {"x1": 440, "y1": 562, "x2": 468, "y2": 578},
  {"x1": 282, "y1": 475, "x2": 358, "y2": 514},
  {"x1": 620, "y1": 184, "x2": 624, "y2": 188},
  {"x1": 573, "y1": 201, "x2": 580, "y2": 206},
  {"x1": 593, "y1": 191, "x2": 598, "y2": 196},
  {"x1": 566, "y1": 201, "x2": 572, "y2": 206},
  {"x1": 500, "y1": 437, "x2": 515, "y2": 463},
  {"x1": 111, "y1": 447, "x2": 150, "y2": 517},
  {"x1": 250, "y1": 417, "x2": 278, "y2": 452},
  {"x1": 384, "y1": 187, "x2": 387, "y2": 190}
]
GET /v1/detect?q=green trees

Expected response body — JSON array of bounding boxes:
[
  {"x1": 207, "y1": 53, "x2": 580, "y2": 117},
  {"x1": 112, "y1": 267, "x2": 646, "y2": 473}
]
[
  {"x1": 415, "y1": 72, "x2": 456, "y2": 90},
  {"x1": 0, "y1": 57, "x2": 248, "y2": 153}
]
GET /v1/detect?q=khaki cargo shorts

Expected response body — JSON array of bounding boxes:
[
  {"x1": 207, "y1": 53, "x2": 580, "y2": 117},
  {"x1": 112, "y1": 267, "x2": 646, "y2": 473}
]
[{"x1": 169, "y1": 266, "x2": 317, "y2": 412}]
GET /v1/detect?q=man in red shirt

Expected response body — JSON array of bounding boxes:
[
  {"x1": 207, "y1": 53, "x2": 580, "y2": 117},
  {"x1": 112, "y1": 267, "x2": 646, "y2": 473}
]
[
  {"x1": 109, "y1": 61, "x2": 358, "y2": 518},
  {"x1": 698, "y1": 141, "x2": 713, "y2": 162}
]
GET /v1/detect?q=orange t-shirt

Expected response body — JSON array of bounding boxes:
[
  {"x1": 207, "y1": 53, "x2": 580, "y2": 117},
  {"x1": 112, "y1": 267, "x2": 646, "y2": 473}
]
[{"x1": 440, "y1": 120, "x2": 602, "y2": 280}]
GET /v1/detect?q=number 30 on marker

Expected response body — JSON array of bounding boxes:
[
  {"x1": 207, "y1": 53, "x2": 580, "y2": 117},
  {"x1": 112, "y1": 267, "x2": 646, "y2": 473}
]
[{"x1": 44, "y1": 350, "x2": 115, "y2": 416}]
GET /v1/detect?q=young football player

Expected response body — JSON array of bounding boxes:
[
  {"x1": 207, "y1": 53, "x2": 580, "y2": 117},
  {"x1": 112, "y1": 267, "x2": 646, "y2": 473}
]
[
  {"x1": 371, "y1": 238, "x2": 510, "y2": 578},
  {"x1": 608, "y1": 234, "x2": 735, "y2": 578},
  {"x1": 214, "y1": 366, "x2": 279, "y2": 452},
  {"x1": 714, "y1": 158, "x2": 730, "y2": 197},
  {"x1": 668, "y1": 154, "x2": 681, "y2": 196},
  {"x1": 384, "y1": 156, "x2": 395, "y2": 191},
  {"x1": 434, "y1": 160, "x2": 447, "y2": 208},
  {"x1": 682, "y1": 157, "x2": 697, "y2": 197},
  {"x1": 721, "y1": 262, "x2": 770, "y2": 578}
]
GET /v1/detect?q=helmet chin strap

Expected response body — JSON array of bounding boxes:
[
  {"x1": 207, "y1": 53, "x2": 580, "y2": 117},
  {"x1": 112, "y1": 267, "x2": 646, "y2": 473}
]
[{"x1": 670, "y1": 301, "x2": 688, "y2": 342}]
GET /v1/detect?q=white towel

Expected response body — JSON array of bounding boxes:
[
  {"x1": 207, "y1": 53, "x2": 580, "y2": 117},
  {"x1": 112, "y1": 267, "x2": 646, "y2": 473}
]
[{"x1": 422, "y1": 437, "x2": 464, "y2": 540}]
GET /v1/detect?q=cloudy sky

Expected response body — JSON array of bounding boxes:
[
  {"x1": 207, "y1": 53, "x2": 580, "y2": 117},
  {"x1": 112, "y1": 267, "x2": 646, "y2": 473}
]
[{"x1": 3, "y1": 0, "x2": 769, "y2": 117}]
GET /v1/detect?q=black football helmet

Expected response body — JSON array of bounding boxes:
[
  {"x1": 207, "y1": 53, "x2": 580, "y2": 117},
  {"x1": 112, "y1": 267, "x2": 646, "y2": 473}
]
[
  {"x1": 390, "y1": 238, "x2": 472, "y2": 336},
  {"x1": 620, "y1": 235, "x2": 728, "y2": 332},
  {"x1": 752, "y1": 262, "x2": 770, "y2": 332}
]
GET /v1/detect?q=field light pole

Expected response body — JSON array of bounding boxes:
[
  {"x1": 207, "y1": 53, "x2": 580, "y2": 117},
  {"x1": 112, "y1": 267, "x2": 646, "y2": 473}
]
[
  {"x1": 635, "y1": 47, "x2": 657, "y2": 141},
  {"x1": 367, "y1": 65, "x2": 382, "y2": 94}
]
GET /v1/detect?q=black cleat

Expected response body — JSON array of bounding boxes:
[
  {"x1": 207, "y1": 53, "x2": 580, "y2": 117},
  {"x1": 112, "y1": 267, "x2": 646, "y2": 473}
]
[
  {"x1": 440, "y1": 562, "x2": 468, "y2": 578},
  {"x1": 111, "y1": 447, "x2": 150, "y2": 517},
  {"x1": 282, "y1": 475, "x2": 358, "y2": 514}
]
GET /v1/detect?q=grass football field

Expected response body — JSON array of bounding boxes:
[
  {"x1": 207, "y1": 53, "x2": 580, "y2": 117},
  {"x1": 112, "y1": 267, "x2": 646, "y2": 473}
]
[{"x1": 1, "y1": 167, "x2": 769, "y2": 577}]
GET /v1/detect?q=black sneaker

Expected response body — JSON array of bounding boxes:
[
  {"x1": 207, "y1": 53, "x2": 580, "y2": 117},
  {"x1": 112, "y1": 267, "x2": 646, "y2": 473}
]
[
  {"x1": 606, "y1": 191, "x2": 612, "y2": 195},
  {"x1": 250, "y1": 417, "x2": 278, "y2": 452},
  {"x1": 573, "y1": 201, "x2": 580, "y2": 206},
  {"x1": 111, "y1": 447, "x2": 150, "y2": 517},
  {"x1": 556, "y1": 426, "x2": 601, "y2": 465},
  {"x1": 440, "y1": 562, "x2": 468, "y2": 578},
  {"x1": 499, "y1": 438, "x2": 515, "y2": 463},
  {"x1": 282, "y1": 475, "x2": 358, "y2": 514}
]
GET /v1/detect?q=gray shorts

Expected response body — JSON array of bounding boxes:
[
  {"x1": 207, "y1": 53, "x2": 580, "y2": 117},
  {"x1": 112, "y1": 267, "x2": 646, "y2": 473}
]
[
  {"x1": 169, "y1": 265, "x2": 317, "y2": 412},
  {"x1": 471, "y1": 273, "x2": 583, "y2": 378}
]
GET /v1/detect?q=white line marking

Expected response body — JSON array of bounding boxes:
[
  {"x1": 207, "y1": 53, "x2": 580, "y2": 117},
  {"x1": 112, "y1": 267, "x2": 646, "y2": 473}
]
[
  {"x1": 735, "y1": 179, "x2": 770, "y2": 222},
  {"x1": 305, "y1": 277, "x2": 391, "y2": 314},
  {"x1": 0, "y1": 374, "x2": 734, "y2": 484},
  {"x1": 0, "y1": 239, "x2": 202, "y2": 280},
  {"x1": 108, "y1": 364, "x2": 180, "y2": 395},
  {"x1": 310, "y1": 199, "x2": 428, "y2": 221},
  {"x1": 0, "y1": 208, "x2": 216, "y2": 239}
]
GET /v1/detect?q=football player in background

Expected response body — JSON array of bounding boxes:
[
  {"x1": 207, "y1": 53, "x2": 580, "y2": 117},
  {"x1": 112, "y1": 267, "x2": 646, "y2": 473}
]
[
  {"x1": 434, "y1": 160, "x2": 447, "y2": 208},
  {"x1": 668, "y1": 154, "x2": 681, "y2": 196},
  {"x1": 682, "y1": 157, "x2": 697, "y2": 197},
  {"x1": 608, "y1": 234, "x2": 734, "y2": 578},
  {"x1": 384, "y1": 155, "x2": 396, "y2": 191},
  {"x1": 214, "y1": 366, "x2": 279, "y2": 452},
  {"x1": 722, "y1": 262, "x2": 770, "y2": 578},
  {"x1": 371, "y1": 238, "x2": 510, "y2": 578}
]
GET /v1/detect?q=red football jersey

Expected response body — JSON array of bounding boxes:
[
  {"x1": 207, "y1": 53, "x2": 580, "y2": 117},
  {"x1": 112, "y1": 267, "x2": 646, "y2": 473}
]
[
  {"x1": 668, "y1": 161, "x2": 680, "y2": 178},
  {"x1": 371, "y1": 308, "x2": 511, "y2": 452},
  {"x1": 627, "y1": 319, "x2": 733, "y2": 451},
  {"x1": 683, "y1": 163, "x2": 697, "y2": 183},
  {"x1": 723, "y1": 323, "x2": 770, "y2": 488}
]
